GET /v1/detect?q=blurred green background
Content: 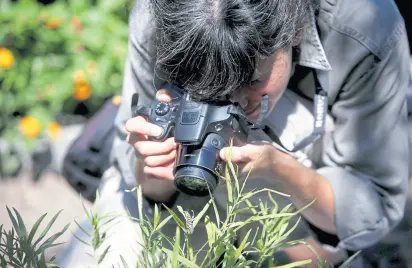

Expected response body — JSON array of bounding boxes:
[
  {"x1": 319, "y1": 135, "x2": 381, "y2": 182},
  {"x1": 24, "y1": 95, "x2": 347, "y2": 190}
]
[{"x1": 0, "y1": 0, "x2": 130, "y2": 149}]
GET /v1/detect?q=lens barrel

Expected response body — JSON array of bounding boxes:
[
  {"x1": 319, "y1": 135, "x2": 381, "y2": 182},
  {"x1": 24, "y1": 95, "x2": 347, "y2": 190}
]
[{"x1": 174, "y1": 133, "x2": 225, "y2": 196}]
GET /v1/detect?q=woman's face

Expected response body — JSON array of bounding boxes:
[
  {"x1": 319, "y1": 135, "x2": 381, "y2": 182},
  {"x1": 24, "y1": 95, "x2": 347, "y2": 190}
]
[{"x1": 231, "y1": 47, "x2": 293, "y2": 120}]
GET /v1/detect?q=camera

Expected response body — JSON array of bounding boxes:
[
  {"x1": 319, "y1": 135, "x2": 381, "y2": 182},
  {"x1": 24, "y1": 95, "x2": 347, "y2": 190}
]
[{"x1": 131, "y1": 83, "x2": 255, "y2": 197}]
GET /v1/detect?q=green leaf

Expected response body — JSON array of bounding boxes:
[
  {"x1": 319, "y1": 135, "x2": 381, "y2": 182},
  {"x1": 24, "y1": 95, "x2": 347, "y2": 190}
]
[
  {"x1": 12, "y1": 208, "x2": 28, "y2": 239},
  {"x1": 234, "y1": 229, "x2": 251, "y2": 259},
  {"x1": 27, "y1": 213, "x2": 48, "y2": 244},
  {"x1": 80, "y1": 196, "x2": 92, "y2": 222},
  {"x1": 204, "y1": 216, "x2": 217, "y2": 248},
  {"x1": 162, "y1": 205, "x2": 185, "y2": 230},
  {"x1": 33, "y1": 210, "x2": 64, "y2": 249},
  {"x1": 6, "y1": 207, "x2": 25, "y2": 239},
  {"x1": 240, "y1": 188, "x2": 290, "y2": 202},
  {"x1": 225, "y1": 164, "x2": 234, "y2": 213},
  {"x1": 154, "y1": 215, "x2": 173, "y2": 233},
  {"x1": 72, "y1": 233, "x2": 90, "y2": 247},
  {"x1": 120, "y1": 255, "x2": 130, "y2": 268},
  {"x1": 171, "y1": 227, "x2": 180, "y2": 268},
  {"x1": 136, "y1": 186, "x2": 143, "y2": 225},
  {"x1": 97, "y1": 245, "x2": 111, "y2": 264},
  {"x1": 153, "y1": 204, "x2": 160, "y2": 230},
  {"x1": 191, "y1": 198, "x2": 212, "y2": 230},
  {"x1": 233, "y1": 206, "x2": 258, "y2": 215},
  {"x1": 268, "y1": 217, "x2": 302, "y2": 247},
  {"x1": 73, "y1": 219, "x2": 91, "y2": 238},
  {"x1": 231, "y1": 213, "x2": 296, "y2": 231},
  {"x1": 162, "y1": 248, "x2": 201, "y2": 268},
  {"x1": 272, "y1": 259, "x2": 312, "y2": 268},
  {"x1": 35, "y1": 223, "x2": 70, "y2": 255},
  {"x1": 226, "y1": 143, "x2": 240, "y2": 197}
]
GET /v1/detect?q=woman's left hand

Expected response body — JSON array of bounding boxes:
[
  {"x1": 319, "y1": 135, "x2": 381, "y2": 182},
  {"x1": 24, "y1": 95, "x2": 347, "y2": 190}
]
[{"x1": 219, "y1": 141, "x2": 290, "y2": 181}]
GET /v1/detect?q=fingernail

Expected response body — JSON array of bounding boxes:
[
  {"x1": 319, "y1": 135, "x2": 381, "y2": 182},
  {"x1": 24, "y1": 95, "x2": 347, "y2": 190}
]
[
  {"x1": 156, "y1": 89, "x2": 172, "y2": 102},
  {"x1": 219, "y1": 149, "x2": 227, "y2": 160}
]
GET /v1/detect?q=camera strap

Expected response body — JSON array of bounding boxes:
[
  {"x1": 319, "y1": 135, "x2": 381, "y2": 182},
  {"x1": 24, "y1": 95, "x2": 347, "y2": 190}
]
[
  {"x1": 229, "y1": 71, "x2": 328, "y2": 153},
  {"x1": 262, "y1": 71, "x2": 328, "y2": 153}
]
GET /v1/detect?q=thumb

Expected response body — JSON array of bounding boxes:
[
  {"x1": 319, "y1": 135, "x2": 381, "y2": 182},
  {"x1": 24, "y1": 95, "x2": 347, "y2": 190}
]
[
  {"x1": 156, "y1": 89, "x2": 173, "y2": 102},
  {"x1": 219, "y1": 146, "x2": 250, "y2": 163}
]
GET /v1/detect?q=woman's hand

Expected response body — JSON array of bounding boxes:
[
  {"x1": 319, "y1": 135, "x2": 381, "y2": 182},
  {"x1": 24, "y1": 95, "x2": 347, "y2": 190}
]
[
  {"x1": 125, "y1": 89, "x2": 177, "y2": 201},
  {"x1": 219, "y1": 141, "x2": 288, "y2": 181}
]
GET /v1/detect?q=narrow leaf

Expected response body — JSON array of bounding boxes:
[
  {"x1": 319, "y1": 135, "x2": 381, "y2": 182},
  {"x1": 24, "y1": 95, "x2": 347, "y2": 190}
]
[
  {"x1": 162, "y1": 205, "x2": 185, "y2": 230},
  {"x1": 171, "y1": 227, "x2": 180, "y2": 268},
  {"x1": 120, "y1": 255, "x2": 130, "y2": 268},
  {"x1": 162, "y1": 248, "x2": 201, "y2": 268},
  {"x1": 97, "y1": 245, "x2": 111, "y2": 264},
  {"x1": 153, "y1": 204, "x2": 160, "y2": 230},
  {"x1": 154, "y1": 215, "x2": 173, "y2": 232},
  {"x1": 192, "y1": 199, "x2": 212, "y2": 230},
  {"x1": 33, "y1": 210, "x2": 64, "y2": 248},
  {"x1": 80, "y1": 196, "x2": 92, "y2": 222},
  {"x1": 73, "y1": 219, "x2": 91, "y2": 238},
  {"x1": 235, "y1": 229, "x2": 252, "y2": 259},
  {"x1": 6, "y1": 207, "x2": 23, "y2": 238},
  {"x1": 12, "y1": 208, "x2": 28, "y2": 238},
  {"x1": 28, "y1": 213, "x2": 48, "y2": 244},
  {"x1": 272, "y1": 259, "x2": 311, "y2": 268}
]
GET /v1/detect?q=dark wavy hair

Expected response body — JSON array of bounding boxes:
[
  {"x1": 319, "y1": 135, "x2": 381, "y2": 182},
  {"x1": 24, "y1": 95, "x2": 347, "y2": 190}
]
[{"x1": 151, "y1": 0, "x2": 310, "y2": 101}]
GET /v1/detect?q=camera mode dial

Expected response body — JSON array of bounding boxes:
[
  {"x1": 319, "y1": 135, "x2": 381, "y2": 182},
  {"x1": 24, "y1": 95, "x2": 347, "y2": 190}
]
[{"x1": 155, "y1": 102, "x2": 170, "y2": 116}]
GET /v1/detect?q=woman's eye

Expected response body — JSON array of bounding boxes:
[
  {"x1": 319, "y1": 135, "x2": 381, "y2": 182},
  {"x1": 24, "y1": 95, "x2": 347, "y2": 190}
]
[{"x1": 250, "y1": 79, "x2": 262, "y2": 86}]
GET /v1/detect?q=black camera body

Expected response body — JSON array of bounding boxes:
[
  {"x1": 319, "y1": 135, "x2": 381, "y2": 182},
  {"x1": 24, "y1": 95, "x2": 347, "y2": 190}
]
[{"x1": 131, "y1": 83, "x2": 253, "y2": 197}]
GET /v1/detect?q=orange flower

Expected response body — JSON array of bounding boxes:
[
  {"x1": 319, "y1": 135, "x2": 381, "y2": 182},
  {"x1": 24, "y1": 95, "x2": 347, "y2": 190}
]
[
  {"x1": 0, "y1": 48, "x2": 14, "y2": 70},
  {"x1": 45, "y1": 17, "x2": 62, "y2": 29},
  {"x1": 47, "y1": 121, "x2": 62, "y2": 140},
  {"x1": 19, "y1": 116, "x2": 41, "y2": 139},
  {"x1": 73, "y1": 82, "x2": 92, "y2": 101},
  {"x1": 112, "y1": 95, "x2": 122, "y2": 106}
]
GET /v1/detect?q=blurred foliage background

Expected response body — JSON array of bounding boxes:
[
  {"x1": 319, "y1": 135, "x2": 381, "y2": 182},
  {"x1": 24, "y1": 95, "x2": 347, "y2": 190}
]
[
  {"x1": 0, "y1": 0, "x2": 130, "y2": 149},
  {"x1": 0, "y1": 0, "x2": 132, "y2": 177}
]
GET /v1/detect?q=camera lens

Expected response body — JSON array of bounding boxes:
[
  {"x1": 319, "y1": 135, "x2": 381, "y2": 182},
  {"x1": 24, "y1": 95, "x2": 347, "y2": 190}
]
[
  {"x1": 173, "y1": 133, "x2": 225, "y2": 197},
  {"x1": 174, "y1": 166, "x2": 218, "y2": 197}
]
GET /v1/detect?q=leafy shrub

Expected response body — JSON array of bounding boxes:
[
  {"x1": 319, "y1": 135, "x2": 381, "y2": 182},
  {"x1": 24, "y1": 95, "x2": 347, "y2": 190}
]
[
  {"x1": 0, "y1": 147, "x2": 359, "y2": 267},
  {"x1": 0, "y1": 0, "x2": 130, "y2": 149}
]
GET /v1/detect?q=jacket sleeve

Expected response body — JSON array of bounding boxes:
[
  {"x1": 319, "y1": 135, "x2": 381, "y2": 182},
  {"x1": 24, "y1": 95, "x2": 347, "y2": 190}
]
[
  {"x1": 110, "y1": 0, "x2": 161, "y2": 188},
  {"x1": 318, "y1": 24, "x2": 411, "y2": 251}
]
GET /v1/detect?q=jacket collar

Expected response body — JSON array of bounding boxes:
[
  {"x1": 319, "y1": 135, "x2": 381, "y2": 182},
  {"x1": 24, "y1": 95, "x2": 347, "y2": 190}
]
[{"x1": 295, "y1": 2, "x2": 332, "y2": 71}]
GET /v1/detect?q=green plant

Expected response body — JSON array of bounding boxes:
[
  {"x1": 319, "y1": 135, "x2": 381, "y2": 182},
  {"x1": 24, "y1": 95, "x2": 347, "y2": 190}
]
[
  {"x1": 0, "y1": 208, "x2": 69, "y2": 267},
  {"x1": 124, "y1": 146, "x2": 318, "y2": 268},
  {"x1": 0, "y1": 146, "x2": 360, "y2": 267}
]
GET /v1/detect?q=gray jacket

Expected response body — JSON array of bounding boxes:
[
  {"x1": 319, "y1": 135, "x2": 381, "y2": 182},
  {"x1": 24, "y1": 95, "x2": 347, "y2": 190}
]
[{"x1": 111, "y1": 0, "x2": 411, "y2": 252}]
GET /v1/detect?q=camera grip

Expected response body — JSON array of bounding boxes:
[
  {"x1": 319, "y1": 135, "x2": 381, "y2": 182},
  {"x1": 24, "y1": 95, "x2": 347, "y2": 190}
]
[{"x1": 146, "y1": 99, "x2": 179, "y2": 141}]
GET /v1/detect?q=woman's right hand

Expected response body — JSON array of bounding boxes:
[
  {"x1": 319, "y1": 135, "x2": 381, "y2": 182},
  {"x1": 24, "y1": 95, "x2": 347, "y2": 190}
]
[{"x1": 125, "y1": 89, "x2": 178, "y2": 201}]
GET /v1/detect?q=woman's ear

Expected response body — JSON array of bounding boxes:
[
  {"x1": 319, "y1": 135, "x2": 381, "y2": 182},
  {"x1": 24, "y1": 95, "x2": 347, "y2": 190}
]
[{"x1": 292, "y1": 29, "x2": 303, "y2": 47}]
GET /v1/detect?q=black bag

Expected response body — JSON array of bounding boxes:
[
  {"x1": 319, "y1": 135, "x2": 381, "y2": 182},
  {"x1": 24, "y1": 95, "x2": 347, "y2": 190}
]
[{"x1": 62, "y1": 97, "x2": 120, "y2": 202}]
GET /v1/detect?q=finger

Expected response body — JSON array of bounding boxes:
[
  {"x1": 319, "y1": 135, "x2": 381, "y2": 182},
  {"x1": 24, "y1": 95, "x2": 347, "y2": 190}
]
[
  {"x1": 125, "y1": 116, "x2": 163, "y2": 137},
  {"x1": 156, "y1": 89, "x2": 173, "y2": 102},
  {"x1": 127, "y1": 132, "x2": 142, "y2": 146},
  {"x1": 219, "y1": 146, "x2": 252, "y2": 163},
  {"x1": 135, "y1": 137, "x2": 177, "y2": 156},
  {"x1": 144, "y1": 150, "x2": 176, "y2": 167},
  {"x1": 144, "y1": 165, "x2": 175, "y2": 181}
]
